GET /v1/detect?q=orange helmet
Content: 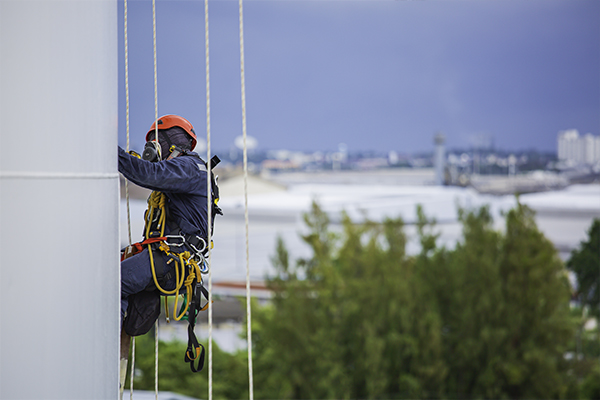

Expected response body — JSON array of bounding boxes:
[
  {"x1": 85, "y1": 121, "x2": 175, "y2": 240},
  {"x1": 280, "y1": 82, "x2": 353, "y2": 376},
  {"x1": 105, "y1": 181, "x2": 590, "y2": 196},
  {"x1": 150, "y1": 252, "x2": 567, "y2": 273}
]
[{"x1": 146, "y1": 115, "x2": 197, "y2": 150}]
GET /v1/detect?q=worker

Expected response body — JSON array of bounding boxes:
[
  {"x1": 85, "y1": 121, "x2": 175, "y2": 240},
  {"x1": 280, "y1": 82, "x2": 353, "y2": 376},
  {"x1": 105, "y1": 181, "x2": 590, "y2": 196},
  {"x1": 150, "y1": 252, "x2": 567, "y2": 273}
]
[{"x1": 118, "y1": 115, "x2": 221, "y2": 331}]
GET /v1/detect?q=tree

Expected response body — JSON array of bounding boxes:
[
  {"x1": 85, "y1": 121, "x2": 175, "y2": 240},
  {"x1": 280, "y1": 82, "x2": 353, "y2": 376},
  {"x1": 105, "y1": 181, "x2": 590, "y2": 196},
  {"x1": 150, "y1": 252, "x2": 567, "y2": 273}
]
[
  {"x1": 252, "y1": 200, "x2": 576, "y2": 399},
  {"x1": 418, "y1": 203, "x2": 575, "y2": 399},
  {"x1": 493, "y1": 203, "x2": 574, "y2": 399},
  {"x1": 417, "y1": 205, "x2": 508, "y2": 399},
  {"x1": 566, "y1": 218, "x2": 600, "y2": 400},
  {"x1": 567, "y1": 218, "x2": 600, "y2": 321},
  {"x1": 252, "y1": 202, "x2": 445, "y2": 399}
]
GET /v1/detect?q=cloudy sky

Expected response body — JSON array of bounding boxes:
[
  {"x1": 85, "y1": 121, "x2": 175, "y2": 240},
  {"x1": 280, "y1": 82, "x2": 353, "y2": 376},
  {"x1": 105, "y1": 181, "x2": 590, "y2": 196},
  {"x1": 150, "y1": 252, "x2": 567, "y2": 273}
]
[{"x1": 118, "y1": 0, "x2": 599, "y2": 155}]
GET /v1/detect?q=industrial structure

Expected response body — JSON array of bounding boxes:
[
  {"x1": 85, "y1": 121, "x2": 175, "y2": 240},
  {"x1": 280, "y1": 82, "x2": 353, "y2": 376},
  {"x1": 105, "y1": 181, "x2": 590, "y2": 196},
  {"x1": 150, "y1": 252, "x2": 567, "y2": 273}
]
[{"x1": 1, "y1": 2, "x2": 120, "y2": 398}]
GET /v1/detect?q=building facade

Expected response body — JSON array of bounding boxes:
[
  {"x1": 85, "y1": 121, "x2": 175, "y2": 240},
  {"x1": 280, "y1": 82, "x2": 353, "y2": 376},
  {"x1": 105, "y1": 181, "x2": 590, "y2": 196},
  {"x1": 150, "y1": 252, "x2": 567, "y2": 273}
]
[{"x1": 557, "y1": 129, "x2": 600, "y2": 166}]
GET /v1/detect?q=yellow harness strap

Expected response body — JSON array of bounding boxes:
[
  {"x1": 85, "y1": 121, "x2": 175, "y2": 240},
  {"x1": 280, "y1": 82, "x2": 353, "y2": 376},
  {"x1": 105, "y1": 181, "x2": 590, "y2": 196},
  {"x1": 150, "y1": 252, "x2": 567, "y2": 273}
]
[{"x1": 144, "y1": 191, "x2": 204, "y2": 322}]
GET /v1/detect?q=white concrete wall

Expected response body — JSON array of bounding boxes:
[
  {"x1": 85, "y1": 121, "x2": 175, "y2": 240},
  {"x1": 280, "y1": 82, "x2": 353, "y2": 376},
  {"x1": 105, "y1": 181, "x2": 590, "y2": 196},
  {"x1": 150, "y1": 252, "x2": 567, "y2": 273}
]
[{"x1": 0, "y1": 1, "x2": 119, "y2": 398}]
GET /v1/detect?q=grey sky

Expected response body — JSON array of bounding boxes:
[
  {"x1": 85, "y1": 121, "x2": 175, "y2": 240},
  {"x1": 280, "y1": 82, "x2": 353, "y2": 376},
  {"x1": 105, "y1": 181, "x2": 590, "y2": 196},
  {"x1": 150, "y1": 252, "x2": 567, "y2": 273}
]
[{"x1": 118, "y1": 0, "x2": 599, "y2": 154}]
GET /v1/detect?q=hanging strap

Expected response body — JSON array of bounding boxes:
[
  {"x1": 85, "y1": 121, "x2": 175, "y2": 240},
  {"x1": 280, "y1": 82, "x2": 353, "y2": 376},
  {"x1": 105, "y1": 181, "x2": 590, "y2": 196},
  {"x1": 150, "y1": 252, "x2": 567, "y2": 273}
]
[
  {"x1": 184, "y1": 282, "x2": 209, "y2": 372},
  {"x1": 185, "y1": 325, "x2": 206, "y2": 373}
]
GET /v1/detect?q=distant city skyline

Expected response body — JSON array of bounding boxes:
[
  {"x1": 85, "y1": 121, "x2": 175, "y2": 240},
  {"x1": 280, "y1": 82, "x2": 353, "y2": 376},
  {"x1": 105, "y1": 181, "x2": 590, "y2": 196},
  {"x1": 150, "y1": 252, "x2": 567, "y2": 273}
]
[{"x1": 118, "y1": 0, "x2": 599, "y2": 155}]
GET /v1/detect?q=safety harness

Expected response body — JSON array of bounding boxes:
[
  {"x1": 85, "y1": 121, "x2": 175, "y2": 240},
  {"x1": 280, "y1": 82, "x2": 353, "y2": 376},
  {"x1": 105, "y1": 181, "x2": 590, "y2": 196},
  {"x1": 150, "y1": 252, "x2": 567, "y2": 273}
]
[{"x1": 122, "y1": 154, "x2": 222, "y2": 373}]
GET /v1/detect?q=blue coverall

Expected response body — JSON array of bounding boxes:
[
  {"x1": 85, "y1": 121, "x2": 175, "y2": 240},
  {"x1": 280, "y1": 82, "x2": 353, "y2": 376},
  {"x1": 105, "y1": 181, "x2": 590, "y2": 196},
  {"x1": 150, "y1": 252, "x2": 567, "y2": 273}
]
[{"x1": 118, "y1": 146, "x2": 212, "y2": 321}]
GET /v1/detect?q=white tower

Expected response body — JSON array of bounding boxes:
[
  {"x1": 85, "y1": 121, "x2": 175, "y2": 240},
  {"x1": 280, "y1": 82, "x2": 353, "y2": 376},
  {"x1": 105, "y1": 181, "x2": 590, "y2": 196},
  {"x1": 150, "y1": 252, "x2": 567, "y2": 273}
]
[
  {"x1": 1, "y1": 2, "x2": 120, "y2": 398},
  {"x1": 434, "y1": 133, "x2": 446, "y2": 185}
]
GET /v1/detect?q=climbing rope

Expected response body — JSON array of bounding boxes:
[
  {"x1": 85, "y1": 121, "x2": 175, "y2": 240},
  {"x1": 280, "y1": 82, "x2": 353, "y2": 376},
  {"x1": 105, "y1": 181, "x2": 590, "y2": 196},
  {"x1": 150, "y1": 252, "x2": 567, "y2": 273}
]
[
  {"x1": 155, "y1": 318, "x2": 159, "y2": 400},
  {"x1": 130, "y1": 337, "x2": 135, "y2": 400},
  {"x1": 122, "y1": 1, "x2": 136, "y2": 399},
  {"x1": 204, "y1": 0, "x2": 214, "y2": 398},
  {"x1": 152, "y1": 0, "x2": 159, "y2": 144},
  {"x1": 239, "y1": 0, "x2": 254, "y2": 398},
  {"x1": 124, "y1": 0, "x2": 132, "y2": 247},
  {"x1": 151, "y1": 1, "x2": 159, "y2": 399}
]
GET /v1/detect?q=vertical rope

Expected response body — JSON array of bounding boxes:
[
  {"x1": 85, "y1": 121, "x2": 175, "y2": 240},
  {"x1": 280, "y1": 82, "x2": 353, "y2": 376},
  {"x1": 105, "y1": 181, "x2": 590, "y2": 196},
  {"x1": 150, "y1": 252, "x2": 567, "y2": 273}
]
[
  {"x1": 123, "y1": 1, "x2": 136, "y2": 399},
  {"x1": 151, "y1": 2, "x2": 159, "y2": 399},
  {"x1": 203, "y1": 0, "x2": 214, "y2": 400},
  {"x1": 129, "y1": 337, "x2": 135, "y2": 400},
  {"x1": 152, "y1": 0, "x2": 159, "y2": 143},
  {"x1": 124, "y1": 0, "x2": 132, "y2": 247},
  {"x1": 154, "y1": 320, "x2": 159, "y2": 400},
  {"x1": 239, "y1": 0, "x2": 254, "y2": 399}
]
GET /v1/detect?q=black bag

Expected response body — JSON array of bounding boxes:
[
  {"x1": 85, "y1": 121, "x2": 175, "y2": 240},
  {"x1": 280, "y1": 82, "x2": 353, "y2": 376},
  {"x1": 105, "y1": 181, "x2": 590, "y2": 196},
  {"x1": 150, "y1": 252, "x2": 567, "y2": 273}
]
[{"x1": 123, "y1": 290, "x2": 161, "y2": 336}]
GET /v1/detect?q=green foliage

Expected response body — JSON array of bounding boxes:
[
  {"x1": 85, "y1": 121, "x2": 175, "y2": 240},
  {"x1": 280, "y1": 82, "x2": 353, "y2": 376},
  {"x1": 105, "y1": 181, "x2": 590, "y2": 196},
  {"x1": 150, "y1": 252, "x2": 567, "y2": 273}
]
[
  {"x1": 565, "y1": 218, "x2": 600, "y2": 399},
  {"x1": 251, "y1": 200, "x2": 578, "y2": 399},
  {"x1": 253, "y1": 205, "x2": 445, "y2": 399},
  {"x1": 498, "y1": 203, "x2": 574, "y2": 399},
  {"x1": 567, "y1": 218, "x2": 600, "y2": 320},
  {"x1": 580, "y1": 363, "x2": 600, "y2": 400}
]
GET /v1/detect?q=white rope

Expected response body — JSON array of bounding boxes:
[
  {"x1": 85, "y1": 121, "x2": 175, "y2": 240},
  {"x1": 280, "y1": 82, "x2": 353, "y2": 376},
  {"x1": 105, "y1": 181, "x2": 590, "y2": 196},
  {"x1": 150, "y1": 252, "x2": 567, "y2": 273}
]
[
  {"x1": 239, "y1": 0, "x2": 254, "y2": 398},
  {"x1": 124, "y1": 0, "x2": 132, "y2": 247},
  {"x1": 155, "y1": 319, "x2": 159, "y2": 400},
  {"x1": 153, "y1": 0, "x2": 159, "y2": 144},
  {"x1": 152, "y1": 1, "x2": 159, "y2": 399},
  {"x1": 123, "y1": 1, "x2": 136, "y2": 399},
  {"x1": 129, "y1": 337, "x2": 135, "y2": 400},
  {"x1": 204, "y1": 0, "x2": 214, "y2": 399}
]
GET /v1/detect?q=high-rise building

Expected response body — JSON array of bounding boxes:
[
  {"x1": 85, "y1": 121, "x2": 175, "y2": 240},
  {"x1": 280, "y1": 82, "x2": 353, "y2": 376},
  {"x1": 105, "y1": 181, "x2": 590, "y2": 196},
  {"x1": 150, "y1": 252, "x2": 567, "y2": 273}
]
[
  {"x1": 557, "y1": 129, "x2": 599, "y2": 165},
  {"x1": 583, "y1": 133, "x2": 596, "y2": 164},
  {"x1": 558, "y1": 129, "x2": 581, "y2": 163}
]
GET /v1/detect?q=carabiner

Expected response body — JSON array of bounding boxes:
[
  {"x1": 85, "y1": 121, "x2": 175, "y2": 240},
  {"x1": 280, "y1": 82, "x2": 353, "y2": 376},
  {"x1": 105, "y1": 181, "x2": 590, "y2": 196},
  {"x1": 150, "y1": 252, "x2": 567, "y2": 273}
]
[
  {"x1": 165, "y1": 235, "x2": 185, "y2": 247},
  {"x1": 198, "y1": 256, "x2": 209, "y2": 274},
  {"x1": 190, "y1": 236, "x2": 207, "y2": 254}
]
